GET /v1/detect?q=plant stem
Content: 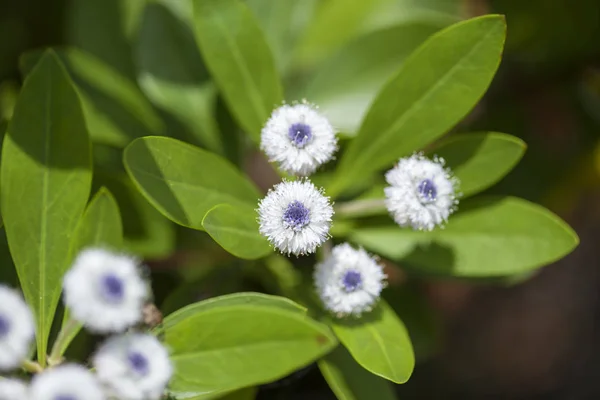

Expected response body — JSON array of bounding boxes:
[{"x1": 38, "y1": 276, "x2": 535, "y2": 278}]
[
  {"x1": 22, "y1": 359, "x2": 43, "y2": 374},
  {"x1": 335, "y1": 198, "x2": 386, "y2": 217},
  {"x1": 48, "y1": 317, "x2": 81, "y2": 366}
]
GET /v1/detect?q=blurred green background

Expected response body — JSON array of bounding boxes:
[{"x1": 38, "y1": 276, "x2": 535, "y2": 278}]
[{"x1": 1, "y1": 0, "x2": 600, "y2": 398}]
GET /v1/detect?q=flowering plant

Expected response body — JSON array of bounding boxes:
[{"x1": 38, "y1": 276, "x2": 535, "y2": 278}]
[{"x1": 0, "y1": 1, "x2": 579, "y2": 399}]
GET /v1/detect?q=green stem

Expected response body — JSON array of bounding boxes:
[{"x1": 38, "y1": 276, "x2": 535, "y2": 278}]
[
  {"x1": 48, "y1": 317, "x2": 81, "y2": 366},
  {"x1": 334, "y1": 198, "x2": 386, "y2": 218},
  {"x1": 22, "y1": 359, "x2": 43, "y2": 374}
]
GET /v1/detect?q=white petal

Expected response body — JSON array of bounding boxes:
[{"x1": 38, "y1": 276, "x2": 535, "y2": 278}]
[
  {"x1": 0, "y1": 286, "x2": 34, "y2": 371},
  {"x1": 63, "y1": 248, "x2": 149, "y2": 333},
  {"x1": 261, "y1": 103, "x2": 338, "y2": 176},
  {"x1": 30, "y1": 364, "x2": 105, "y2": 400}
]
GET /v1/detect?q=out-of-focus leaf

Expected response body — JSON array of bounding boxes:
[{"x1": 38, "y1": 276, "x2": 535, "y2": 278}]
[
  {"x1": 1, "y1": 51, "x2": 92, "y2": 366},
  {"x1": 162, "y1": 293, "x2": 336, "y2": 398},
  {"x1": 299, "y1": 21, "x2": 446, "y2": 134},
  {"x1": 331, "y1": 301, "x2": 414, "y2": 383},
  {"x1": 351, "y1": 197, "x2": 579, "y2": 277},
  {"x1": 135, "y1": 2, "x2": 222, "y2": 153},
  {"x1": 202, "y1": 204, "x2": 271, "y2": 260},
  {"x1": 430, "y1": 132, "x2": 526, "y2": 197},
  {"x1": 319, "y1": 346, "x2": 397, "y2": 400},
  {"x1": 123, "y1": 136, "x2": 260, "y2": 229},
  {"x1": 21, "y1": 48, "x2": 163, "y2": 147},
  {"x1": 330, "y1": 15, "x2": 506, "y2": 197},
  {"x1": 191, "y1": 0, "x2": 283, "y2": 142}
]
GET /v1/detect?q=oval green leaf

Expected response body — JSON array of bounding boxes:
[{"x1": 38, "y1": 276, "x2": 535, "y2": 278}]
[
  {"x1": 319, "y1": 346, "x2": 397, "y2": 400},
  {"x1": 163, "y1": 293, "x2": 336, "y2": 398},
  {"x1": 191, "y1": 0, "x2": 283, "y2": 141},
  {"x1": 1, "y1": 50, "x2": 92, "y2": 366},
  {"x1": 301, "y1": 20, "x2": 446, "y2": 134},
  {"x1": 430, "y1": 132, "x2": 526, "y2": 197},
  {"x1": 350, "y1": 196, "x2": 579, "y2": 277},
  {"x1": 330, "y1": 15, "x2": 506, "y2": 196},
  {"x1": 72, "y1": 187, "x2": 123, "y2": 253},
  {"x1": 123, "y1": 136, "x2": 260, "y2": 229},
  {"x1": 202, "y1": 204, "x2": 271, "y2": 259},
  {"x1": 331, "y1": 301, "x2": 414, "y2": 384}
]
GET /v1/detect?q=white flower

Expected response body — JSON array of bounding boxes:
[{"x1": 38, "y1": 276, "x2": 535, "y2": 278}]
[
  {"x1": 260, "y1": 103, "x2": 337, "y2": 176},
  {"x1": 63, "y1": 248, "x2": 149, "y2": 333},
  {"x1": 0, "y1": 378, "x2": 28, "y2": 400},
  {"x1": 258, "y1": 180, "x2": 334, "y2": 256},
  {"x1": 30, "y1": 364, "x2": 105, "y2": 400},
  {"x1": 384, "y1": 153, "x2": 459, "y2": 231},
  {"x1": 314, "y1": 243, "x2": 386, "y2": 317},
  {"x1": 0, "y1": 286, "x2": 34, "y2": 370},
  {"x1": 93, "y1": 333, "x2": 172, "y2": 400}
]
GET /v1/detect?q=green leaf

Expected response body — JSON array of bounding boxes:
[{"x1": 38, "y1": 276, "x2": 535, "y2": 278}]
[
  {"x1": 299, "y1": 20, "x2": 446, "y2": 134},
  {"x1": 92, "y1": 171, "x2": 176, "y2": 258},
  {"x1": 217, "y1": 387, "x2": 257, "y2": 400},
  {"x1": 202, "y1": 204, "x2": 271, "y2": 260},
  {"x1": 135, "y1": 2, "x2": 222, "y2": 153},
  {"x1": 331, "y1": 301, "x2": 414, "y2": 383},
  {"x1": 72, "y1": 187, "x2": 123, "y2": 253},
  {"x1": 160, "y1": 292, "x2": 307, "y2": 330},
  {"x1": 330, "y1": 15, "x2": 506, "y2": 197},
  {"x1": 191, "y1": 0, "x2": 283, "y2": 141},
  {"x1": 430, "y1": 132, "x2": 526, "y2": 197},
  {"x1": 319, "y1": 346, "x2": 397, "y2": 400},
  {"x1": 21, "y1": 47, "x2": 163, "y2": 147},
  {"x1": 0, "y1": 50, "x2": 92, "y2": 366},
  {"x1": 54, "y1": 187, "x2": 124, "y2": 360},
  {"x1": 162, "y1": 293, "x2": 336, "y2": 398},
  {"x1": 124, "y1": 136, "x2": 260, "y2": 229},
  {"x1": 350, "y1": 196, "x2": 580, "y2": 277}
]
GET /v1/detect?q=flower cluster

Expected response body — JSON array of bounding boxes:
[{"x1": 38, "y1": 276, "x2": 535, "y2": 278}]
[
  {"x1": 258, "y1": 102, "x2": 461, "y2": 317},
  {"x1": 0, "y1": 248, "x2": 172, "y2": 400},
  {"x1": 258, "y1": 103, "x2": 336, "y2": 256}
]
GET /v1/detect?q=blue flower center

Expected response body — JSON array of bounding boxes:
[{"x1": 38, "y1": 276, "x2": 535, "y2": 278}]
[
  {"x1": 342, "y1": 270, "x2": 362, "y2": 292},
  {"x1": 100, "y1": 273, "x2": 125, "y2": 302},
  {"x1": 128, "y1": 351, "x2": 150, "y2": 376},
  {"x1": 288, "y1": 123, "x2": 312, "y2": 148},
  {"x1": 55, "y1": 395, "x2": 76, "y2": 400},
  {"x1": 0, "y1": 314, "x2": 10, "y2": 338},
  {"x1": 282, "y1": 201, "x2": 310, "y2": 231},
  {"x1": 417, "y1": 178, "x2": 437, "y2": 203}
]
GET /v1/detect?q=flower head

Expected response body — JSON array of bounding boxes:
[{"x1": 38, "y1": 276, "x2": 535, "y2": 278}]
[
  {"x1": 0, "y1": 286, "x2": 34, "y2": 370},
  {"x1": 0, "y1": 378, "x2": 28, "y2": 400},
  {"x1": 261, "y1": 103, "x2": 337, "y2": 176},
  {"x1": 258, "y1": 180, "x2": 334, "y2": 256},
  {"x1": 30, "y1": 364, "x2": 105, "y2": 400},
  {"x1": 93, "y1": 333, "x2": 172, "y2": 400},
  {"x1": 384, "y1": 154, "x2": 459, "y2": 231},
  {"x1": 314, "y1": 243, "x2": 386, "y2": 317},
  {"x1": 63, "y1": 248, "x2": 149, "y2": 333}
]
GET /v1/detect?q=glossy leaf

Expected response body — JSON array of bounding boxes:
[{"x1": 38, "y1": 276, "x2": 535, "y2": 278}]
[
  {"x1": 319, "y1": 346, "x2": 397, "y2": 400},
  {"x1": 331, "y1": 301, "x2": 414, "y2": 383},
  {"x1": 162, "y1": 293, "x2": 336, "y2": 398},
  {"x1": 135, "y1": 2, "x2": 222, "y2": 152},
  {"x1": 300, "y1": 20, "x2": 445, "y2": 134},
  {"x1": 350, "y1": 197, "x2": 579, "y2": 277},
  {"x1": 124, "y1": 136, "x2": 260, "y2": 229},
  {"x1": 72, "y1": 187, "x2": 123, "y2": 253},
  {"x1": 202, "y1": 204, "x2": 271, "y2": 259},
  {"x1": 192, "y1": 0, "x2": 283, "y2": 141},
  {"x1": 430, "y1": 132, "x2": 526, "y2": 197},
  {"x1": 330, "y1": 15, "x2": 506, "y2": 196},
  {"x1": 1, "y1": 51, "x2": 92, "y2": 366},
  {"x1": 21, "y1": 48, "x2": 163, "y2": 147}
]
